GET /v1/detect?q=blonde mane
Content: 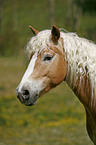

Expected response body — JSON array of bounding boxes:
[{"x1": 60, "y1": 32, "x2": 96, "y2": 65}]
[
  {"x1": 60, "y1": 32, "x2": 96, "y2": 102},
  {"x1": 26, "y1": 29, "x2": 96, "y2": 103}
]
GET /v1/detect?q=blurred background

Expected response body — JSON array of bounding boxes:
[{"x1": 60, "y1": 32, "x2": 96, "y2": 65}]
[{"x1": 0, "y1": 0, "x2": 96, "y2": 144}]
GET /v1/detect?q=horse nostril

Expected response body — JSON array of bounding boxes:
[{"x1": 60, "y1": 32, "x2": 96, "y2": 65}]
[
  {"x1": 23, "y1": 90, "x2": 29, "y2": 95},
  {"x1": 22, "y1": 90, "x2": 30, "y2": 101}
]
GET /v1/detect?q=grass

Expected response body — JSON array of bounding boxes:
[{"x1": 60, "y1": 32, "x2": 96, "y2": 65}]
[{"x1": 0, "y1": 56, "x2": 92, "y2": 145}]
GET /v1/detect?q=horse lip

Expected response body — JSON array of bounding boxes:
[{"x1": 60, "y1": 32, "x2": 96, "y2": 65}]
[
  {"x1": 25, "y1": 102, "x2": 35, "y2": 106},
  {"x1": 17, "y1": 92, "x2": 24, "y2": 103},
  {"x1": 30, "y1": 94, "x2": 39, "y2": 106},
  {"x1": 23, "y1": 94, "x2": 39, "y2": 106}
]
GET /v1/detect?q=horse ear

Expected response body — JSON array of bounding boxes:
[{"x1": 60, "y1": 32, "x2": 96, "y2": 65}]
[
  {"x1": 51, "y1": 25, "x2": 60, "y2": 43},
  {"x1": 29, "y1": 26, "x2": 39, "y2": 35}
]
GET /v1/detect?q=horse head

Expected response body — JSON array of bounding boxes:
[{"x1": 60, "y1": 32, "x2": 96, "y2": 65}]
[
  {"x1": 16, "y1": 25, "x2": 66, "y2": 106},
  {"x1": 16, "y1": 25, "x2": 96, "y2": 145}
]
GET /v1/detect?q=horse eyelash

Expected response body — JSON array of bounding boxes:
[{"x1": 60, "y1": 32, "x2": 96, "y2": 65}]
[{"x1": 43, "y1": 55, "x2": 53, "y2": 62}]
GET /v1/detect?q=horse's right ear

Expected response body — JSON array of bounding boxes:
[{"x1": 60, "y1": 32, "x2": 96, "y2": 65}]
[
  {"x1": 51, "y1": 25, "x2": 60, "y2": 43},
  {"x1": 29, "y1": 26, "x2": 39, "y2": 35}
]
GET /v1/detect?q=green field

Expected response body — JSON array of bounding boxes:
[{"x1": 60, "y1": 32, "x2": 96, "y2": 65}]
[{"x1": 0, "y1": 57, "x2": 92, "y2": 145}]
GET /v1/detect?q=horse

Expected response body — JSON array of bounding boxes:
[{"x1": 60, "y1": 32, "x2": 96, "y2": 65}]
[{"x1": 16, "y1": 25, "x2": 96, "y2": 144}]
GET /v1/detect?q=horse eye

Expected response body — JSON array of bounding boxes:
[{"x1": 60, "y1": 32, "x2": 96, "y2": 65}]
[{"x1": 43, "y1": 55, "x2": 53, "y2": 62}]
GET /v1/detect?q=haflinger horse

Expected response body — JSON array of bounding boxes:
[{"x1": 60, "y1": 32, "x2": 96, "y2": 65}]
[{"x1": 16, "y1": 25, "x2": 96, "y2": 144}]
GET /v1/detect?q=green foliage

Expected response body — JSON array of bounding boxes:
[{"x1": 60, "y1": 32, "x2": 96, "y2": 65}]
[
  {"x1": 0, "y1": 31, "x2": 19, "y2": 56},
  {"x1": 0, "y1": 0, "x2": 96, "y2": 56},
  {"x1": 75, "y1": 0, "x2": 96, "y2": 13}
]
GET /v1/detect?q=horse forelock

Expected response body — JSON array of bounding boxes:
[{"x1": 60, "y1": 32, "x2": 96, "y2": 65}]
[
  {"x1": 26, "y1": 29, "x2": 63, "y2": 59},
  {"x1": 26, "y1": 30, "x2": 51, "y2": 59}
]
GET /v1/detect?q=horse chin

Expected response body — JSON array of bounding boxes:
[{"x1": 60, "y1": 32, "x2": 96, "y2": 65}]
[
  {"x1": 24, "y1": 102, "x2": 37, "y2": 106},
  {"x1": 22, "y1": 99, "x2": 38, "y2": 106}
]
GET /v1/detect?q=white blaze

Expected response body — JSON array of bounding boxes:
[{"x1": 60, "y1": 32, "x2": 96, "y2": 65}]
[{"x1": 18, "y1": 53, "x2": 37, "y2": 92}]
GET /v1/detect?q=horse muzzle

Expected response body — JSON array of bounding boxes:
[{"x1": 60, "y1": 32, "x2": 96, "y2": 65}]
[
  {"x1": 16, "y1": 77, "x2": 49, "y2": 106},
  {"x1": 16, "y1": 87, "x2": 39, "y2": 106}
]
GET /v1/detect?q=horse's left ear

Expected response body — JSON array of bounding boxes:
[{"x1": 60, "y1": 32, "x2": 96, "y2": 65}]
[
  {"x1": 29, "y1": 26, "x2": 39, "y2": 35},
  {"x1": 51, "y1": 25, "x2": 60, "y2": 43}
]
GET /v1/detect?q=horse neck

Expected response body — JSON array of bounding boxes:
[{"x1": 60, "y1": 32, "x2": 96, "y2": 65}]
[
  {"x1": 65, "y1": 62, "x2": 88, "y2": 96},
  {"x1": 61, "y1": 32, "x2": 96, "y2": 144},
  {"x1": 61, "y1": 32, "x2": 96, "y2": 110},
  {"x1": 64, "y1": 61, "x2": 84, "y2": 96}
]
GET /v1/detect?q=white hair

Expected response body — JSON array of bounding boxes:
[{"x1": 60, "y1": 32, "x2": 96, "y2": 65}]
[
  {"x1": 26, "y1": 29, "x2": 96, "y2": 103},
  {"x1": 60, "y1": 32, "x2": 96, "y2": 101},
  {"x1": 26, "y1": 30, "x2": 51, "y2": 59}
]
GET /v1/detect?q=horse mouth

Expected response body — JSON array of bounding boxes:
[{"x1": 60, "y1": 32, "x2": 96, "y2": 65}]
[
  {"x1": 25, "y1": 94, "x2": 39, "y2": 106},
  {"x1": 17, "y1": 92, "x2": 39, "y2": 106}
]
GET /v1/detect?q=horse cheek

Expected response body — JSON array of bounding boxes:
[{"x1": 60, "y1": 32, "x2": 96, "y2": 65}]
[
  {"x1": 50, "y1": 56, "x2": 66, "y2": 86},
  {"x1": 56, "y1": 57, "x2": 66, "y2": 84}
]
